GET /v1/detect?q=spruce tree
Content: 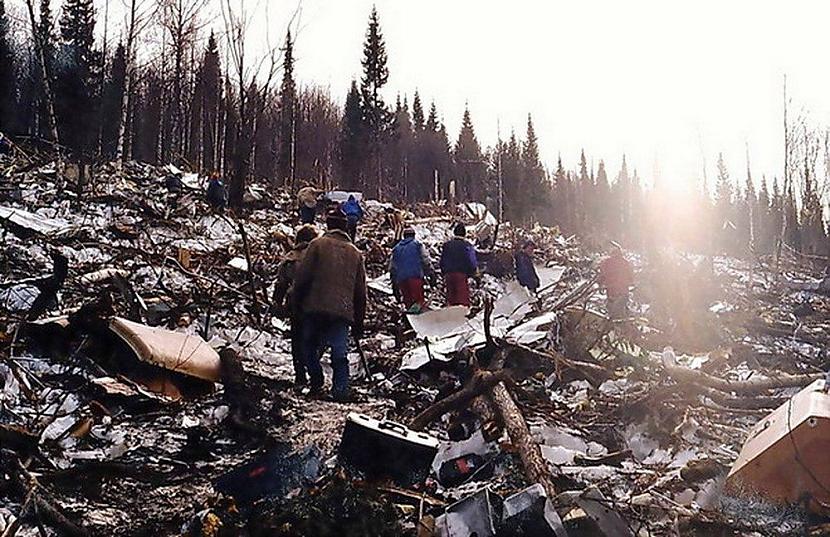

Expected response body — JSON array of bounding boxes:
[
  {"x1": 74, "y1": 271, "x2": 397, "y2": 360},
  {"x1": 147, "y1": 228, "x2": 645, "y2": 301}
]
[
  {"x1": 200, "y1": 32, "x2": 221, "y2": 172},
  {"x1": 454, "y1": 105, "x2": 484, "y2": 201},
  {"x1": 757, "y1": 176, "x2": 771, "y2": 252},
  {"x1": 277, "y1": 30, "x2": 297, "y2": 186},
  {"x1": 595, "y1": 160, "x2": 611, "y2": 232},
  {"x1": 99, "y1": 42, "x2": 126, "y2": 158},
  {"x1": 520, "y1": 114, "x2": 546, "y2": 223},
  {"x1": 58, "y1": 0, "x2": 100, "y2": 155},
  {"x1": 388, "y1": 94, "x2": 412, "y2": 199},
  {"x1": 411, "y1": 91, "x2": 424, "y2": 132},
  {"x1": 0, "y1": 0, "x2": 13, "y2": 132},
  {"x1": 340, "y1": 80, "x2": 364, "y2": 189},
  {"x1": 359, "y1": 6, "x2": 390, "y2": 197}
]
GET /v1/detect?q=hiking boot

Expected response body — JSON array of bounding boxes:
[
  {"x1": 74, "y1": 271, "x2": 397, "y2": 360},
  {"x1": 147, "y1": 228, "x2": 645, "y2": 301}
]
[{"x1": 331, "y1": 390, "x2": 357, "y2": 404}]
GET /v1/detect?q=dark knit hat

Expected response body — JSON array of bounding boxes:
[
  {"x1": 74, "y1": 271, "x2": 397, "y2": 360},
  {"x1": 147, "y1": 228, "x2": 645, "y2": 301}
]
[
  {"x1": 296, "y1": 224, "x2": 319, "y2": 244},
  {"x1": 453, "y1": 223, "x2": 466, "y2": 237},
  {"x1": 403, "y1": 226, "x2": 416, "y2": 237},
  {"x1": 326, "y1": 208, "x2": 348, "y2": 231}
]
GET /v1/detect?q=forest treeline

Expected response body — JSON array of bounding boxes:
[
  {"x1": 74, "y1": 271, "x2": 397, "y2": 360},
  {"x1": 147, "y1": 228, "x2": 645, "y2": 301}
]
[{"x1": 0, "y1": 0, "x2": 827, "y2": 259}]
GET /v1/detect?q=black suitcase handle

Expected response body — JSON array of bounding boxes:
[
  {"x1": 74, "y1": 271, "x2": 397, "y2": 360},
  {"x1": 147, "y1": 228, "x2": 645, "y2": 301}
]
[{"x1": 377, "y1": 420, "x2": 408, "y2": 436}]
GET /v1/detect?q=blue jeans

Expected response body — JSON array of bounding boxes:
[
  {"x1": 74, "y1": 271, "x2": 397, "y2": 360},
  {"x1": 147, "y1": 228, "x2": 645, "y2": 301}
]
[
  {"x1": 303, "y1": 315, "x2": 350, "y2": 395},
  {"x1": 299, "y1": 206, "x2": 315, "y2": 224}
]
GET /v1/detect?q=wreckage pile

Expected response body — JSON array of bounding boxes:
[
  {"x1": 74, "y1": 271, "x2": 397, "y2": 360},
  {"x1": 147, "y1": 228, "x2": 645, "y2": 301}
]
[{"x1": 3, "y1": 153, "x2": 830, "y2": 536}]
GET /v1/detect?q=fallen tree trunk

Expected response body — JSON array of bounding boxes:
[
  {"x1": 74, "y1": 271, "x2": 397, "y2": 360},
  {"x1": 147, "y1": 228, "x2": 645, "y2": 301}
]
[
  {"x1": 491, "y1": 374, "x2": 557, "y2": 498},
  {"x1": 500, "y1": 338, "x2": 611, "y2": 385},
  {"x1": 664, "y1": 363, "x2": 822, "y2": 395},
  {"x1": 410, "y1": 369, "x2": 513, "y2": 431}
]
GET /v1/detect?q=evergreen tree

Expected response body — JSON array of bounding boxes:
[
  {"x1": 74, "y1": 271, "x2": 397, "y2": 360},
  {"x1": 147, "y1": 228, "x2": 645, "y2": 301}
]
[
  {"x1": 387, "y1": 94, "x2": 413, "y2": 199},
  {"x1": 595, "y1": 159, "x2": 611, "y2": 232},
  {"x1": 714, "y1": 153, "x2": 735, "y2": 252},
  {"x1": 454, "y1": 105, "x2": 484, "y2": 201},
  {"x1": 501, "y1": 130, "x2": 522, "y2": 219},
  {"x1": 99, "y1": 42, "x2": 126, "y2": 158},
  {"x1": 0, "y1": 0, "x2": 14, "y2": 132},
  {"x1": 520, "y1": 114, "x2": 547, "y2": 222},
  {"x1": 757, "y1": 176, "x2": 772, "y2": 253},
  {"x1": 800, "y1": 156, "x2": 826, "y2": 255},
  {"x1": 57, "y1": 0, "x2": 100, "y2": 155},
  {"x1": 340, "y1": 80, "x2": 364, "y2": 189},
  {"x1": 411, "y1": 91, "x2": 424, "y2": 132},
  {"x1": 359, "y1": 6, "x2": 391, "y2": 197},
  {"x1": 200, "y1": 32, "x2": 221, "y2": 172},
  {"x1": 277, "y1": 30, "x2": 296, "y2": 186}
]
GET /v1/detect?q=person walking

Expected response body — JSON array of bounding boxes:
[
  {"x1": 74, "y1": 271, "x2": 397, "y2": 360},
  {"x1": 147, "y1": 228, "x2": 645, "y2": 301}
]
[
  {"x1": 341, "y1": 194, "x2": 364, "y2": 241},
  {"x1": 271, "y1": 224, "x2": 319, "y2": 387},
  {"x1": 514, "y1": 240, "x2": 541, "y2": 293},
  {"x1": 440, "y1": 223, "x2": 478, "y2": 307},
  {"x1": 598, "y1": 242, "x2": 634, "y2": 319},
  {"x1": 293, "y1": 209, "x2": 367, "y2": 401},
  {"x1": 390, "y1": 227, "x2": 434, "y2": 313},
  {"x1": 297, "y1": 185, "x2": 322, "y2": 224}
]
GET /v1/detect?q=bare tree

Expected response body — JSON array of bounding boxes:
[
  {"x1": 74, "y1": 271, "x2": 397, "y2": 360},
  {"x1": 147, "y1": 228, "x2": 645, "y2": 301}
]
[
  {"x1": 158, "y1": 0, "x2": 209, "y2": 161},
  {"x1": 219, "y1": 0, "x2": 300, "y2": 207},
  {"x1": 115, "y1": 0, "x2": 156, "y2": 168}
]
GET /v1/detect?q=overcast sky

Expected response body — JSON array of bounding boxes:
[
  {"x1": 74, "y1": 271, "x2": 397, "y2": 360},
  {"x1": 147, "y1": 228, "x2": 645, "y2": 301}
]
[
  {"x1": 263, "y1": 0, "x2": 830, "y2": 191},
  {"x1": 17, "y1": 0, "x2": 830, "y2": 189}
]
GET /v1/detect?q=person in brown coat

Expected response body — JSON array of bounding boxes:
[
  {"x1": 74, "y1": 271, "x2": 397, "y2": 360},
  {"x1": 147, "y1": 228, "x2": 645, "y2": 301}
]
[
  {"x1": 271, "y1": 224, "x2": 319, "y2": 386},
  {"x1": 293, "y1": 209, "x2": 367, "y2": 401}
]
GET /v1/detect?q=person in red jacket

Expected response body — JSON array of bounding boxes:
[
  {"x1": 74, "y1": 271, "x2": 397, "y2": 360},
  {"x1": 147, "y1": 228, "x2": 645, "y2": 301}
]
[{"x1": 598, "y1": 242, "x2": 634, "y2": 319}]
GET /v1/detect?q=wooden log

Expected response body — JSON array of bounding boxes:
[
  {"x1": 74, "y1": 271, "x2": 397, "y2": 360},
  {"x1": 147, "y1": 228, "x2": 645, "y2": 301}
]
[
  {"x1": 664, "y1": 363, "x2": 822, "y2": 395},
  {"x1": 470, "y1": 394, "x2": 502, "y2": 442},
  {"x1": 491, "y1": 377, "x2": 557, "y2": 498},
  {"x1": 410, "y1": 370, "x2": 513, "y2": 431}
]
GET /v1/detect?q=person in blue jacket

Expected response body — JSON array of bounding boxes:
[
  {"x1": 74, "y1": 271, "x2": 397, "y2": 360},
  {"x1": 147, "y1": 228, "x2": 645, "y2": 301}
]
[
  {"x1": 390, "y1": 227, "x2": 434, "y2": 312},
  {"x1": 514, "y1": 240, "x2": 540, "y2": 293},
  {"x1": 341, "y1": 194, "x2": 364, "y2": 241},
  {"x1": 440, "y1": 223, "x2": 478, "y2": 306}
]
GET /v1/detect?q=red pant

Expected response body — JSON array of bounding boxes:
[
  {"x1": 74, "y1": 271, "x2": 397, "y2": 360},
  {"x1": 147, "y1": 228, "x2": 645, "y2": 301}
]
[
  {"x1": 445, "y1": 272, "x2": 471, "y2": 306},
  {"x1": 399, "y1": 277, "x2": 425, "y2": 308}
]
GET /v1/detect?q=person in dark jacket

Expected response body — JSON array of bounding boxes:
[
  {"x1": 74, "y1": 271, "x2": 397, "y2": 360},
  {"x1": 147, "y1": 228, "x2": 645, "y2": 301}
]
[
  {"x1": 297, "y1": 186, "x2": 323, "y2": 224},
  {"x1": 598, "y1": 242, "x2": 634, "y2": 319},
  {"x1": 293, "y1": 209, "x2": 367, "y2": 401},
  {"x1": 390, "y1": 227, "x2": 434, "y2": 312},
  {"x1": 272, "y1": 224, "x2": 319, "y2": 386},
  {"x1": 206, "y1": 172, "x2": 228, "y2": 210},
  {"x1": 341, "y1": 194, "x2": 364, "y2": 241},
  {"x1": 440, "y1": 223, "x2": 478, "y2": 307},
  {"x1": 514, "y1": 240, "x2": 540, "y2": 293}
]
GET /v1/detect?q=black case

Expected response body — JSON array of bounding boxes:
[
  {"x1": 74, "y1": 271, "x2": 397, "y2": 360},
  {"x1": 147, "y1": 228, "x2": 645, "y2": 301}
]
[
  {"x1": 214, "y1": 445, "x2": 320, "y2": 503},
  {"x1": 338, "y1": 412, "x2": 439, "y2": 485}
]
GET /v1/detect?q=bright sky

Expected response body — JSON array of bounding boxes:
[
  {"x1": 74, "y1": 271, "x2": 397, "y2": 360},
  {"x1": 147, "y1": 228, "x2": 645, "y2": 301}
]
[
  {"x1": 269, "y1": 0, "x2": 830, "y2": 191},
  {"x1": 16, "y1": 0, "x2": 830, "y2": 189}
]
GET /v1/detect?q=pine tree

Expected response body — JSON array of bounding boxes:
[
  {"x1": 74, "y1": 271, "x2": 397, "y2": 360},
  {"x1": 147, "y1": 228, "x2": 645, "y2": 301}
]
[
  {"x1": 277, "y1": 30, "x2": 297, "y2": 186},
  {"x1": 0, "y1": 0, "x2": 14, "y2": 132},
  {"x1": 757, "y1": 176, "x2": 771, "y2": 252},
  {"x1": 411, "y1": 91, "x2": 424, "y2": 132},
  {"x1": 340, "y1": 80, "x2": 364, "y2": 189},
  {"x1": 359, "y1": 6, "x2": 391, "y2": 197},
  {"x1": 200, "y1": 32, "x2": 221, "y2": 172},
  {"x1": 502, "y1": 130, "x2": 522, "y2": 220},
  {"x1": 387, "y1": 94, "x2": 412, "y2": 199},
  {"x1": 595, "y1": 159, "x2": 611, "y2": 232},
  {"x1": 714, "y1": 153, "x2": 734, "y2": 253},
  {"x1": 99, "y1": 42, "x2": 126, "y2": 157},
  {"x1": 57, "y1": 0, "x2": 100, "y2": 155},
  {"x1": 520, "y1": 114, "x2": 547, "y2": 223},
  {"x1": 454, "y1": 105, "x2": 484, "y2": 201}
]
